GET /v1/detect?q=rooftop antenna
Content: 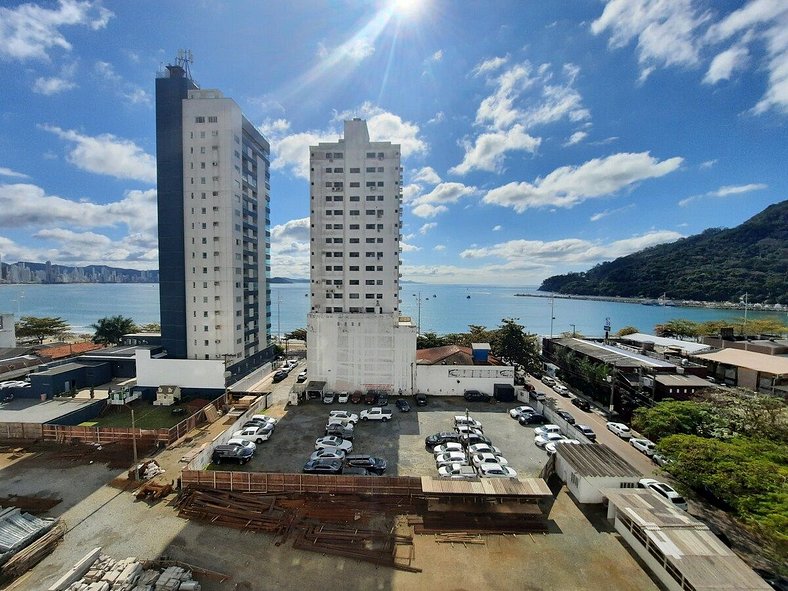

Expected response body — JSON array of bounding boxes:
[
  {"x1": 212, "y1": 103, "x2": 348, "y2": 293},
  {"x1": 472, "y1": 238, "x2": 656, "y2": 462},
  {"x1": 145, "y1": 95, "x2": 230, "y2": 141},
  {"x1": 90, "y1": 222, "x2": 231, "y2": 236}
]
[{"x1": 176, "y1": 49, "x2": 194, "y2": 79}]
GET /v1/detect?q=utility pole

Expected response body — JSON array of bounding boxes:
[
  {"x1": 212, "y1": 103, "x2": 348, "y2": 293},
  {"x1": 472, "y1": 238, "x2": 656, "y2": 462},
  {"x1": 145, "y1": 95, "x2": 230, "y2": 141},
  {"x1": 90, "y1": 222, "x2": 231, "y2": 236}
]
[
  {"x1": 742, "y1": 292, "x2": 749, "y2": 351},
  {"x1": 549, "y1": 297, "x2": 555, "y2": 339},
  {"x1": 413, "y1": 292, "x2": 422, "y2": 335}
]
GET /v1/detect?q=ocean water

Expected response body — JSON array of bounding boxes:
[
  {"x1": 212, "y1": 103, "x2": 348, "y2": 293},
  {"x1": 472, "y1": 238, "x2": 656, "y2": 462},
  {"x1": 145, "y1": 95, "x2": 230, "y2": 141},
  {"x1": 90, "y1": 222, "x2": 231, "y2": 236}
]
[{"x1": 0, "y1": 282, "x2": 784, "y2": 337}]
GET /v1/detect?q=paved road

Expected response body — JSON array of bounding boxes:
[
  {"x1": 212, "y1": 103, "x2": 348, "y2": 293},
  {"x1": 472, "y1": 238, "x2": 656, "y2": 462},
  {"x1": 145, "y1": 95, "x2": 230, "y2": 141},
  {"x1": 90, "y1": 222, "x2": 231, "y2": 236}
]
[{"x1": 529, "y1": 376, "x2": 659, "y2": 478}]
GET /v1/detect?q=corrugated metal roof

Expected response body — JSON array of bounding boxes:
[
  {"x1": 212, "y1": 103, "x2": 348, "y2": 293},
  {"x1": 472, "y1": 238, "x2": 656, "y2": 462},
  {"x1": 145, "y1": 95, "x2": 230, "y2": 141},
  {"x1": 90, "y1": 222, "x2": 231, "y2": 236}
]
[
  {"x1": 0, "y1": 507, "x2": 56, "y2": 564},
  {"x1": 695, "y1": 348, "x2": 788, "y2": 375},
  {"x1": 654, "y1": 374, "x2": 715, "y2": 387},
  {"x1": 554, "y1": 338, "x2": 676, "y2": 369},
  {"x1": 621, "y1": 333, "x2": 713, "y2": 354},
  {"x1": 556, "y1": 443, "x2": 642, "y2": 478}
]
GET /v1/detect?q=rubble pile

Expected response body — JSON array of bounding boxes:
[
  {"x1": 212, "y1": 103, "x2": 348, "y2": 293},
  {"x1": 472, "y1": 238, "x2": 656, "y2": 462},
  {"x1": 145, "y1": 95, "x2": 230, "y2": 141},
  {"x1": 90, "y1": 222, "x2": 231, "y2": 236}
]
[{"x1": 60, "y1": 554, "x2": 200, "y2": 591}]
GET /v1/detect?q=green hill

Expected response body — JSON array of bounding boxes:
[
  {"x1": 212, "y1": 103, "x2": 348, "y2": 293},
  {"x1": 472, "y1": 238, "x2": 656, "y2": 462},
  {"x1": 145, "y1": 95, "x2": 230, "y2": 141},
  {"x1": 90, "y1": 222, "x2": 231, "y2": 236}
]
[{"x1": 539, "y1": 200, "x2": 788, "y2": 303}]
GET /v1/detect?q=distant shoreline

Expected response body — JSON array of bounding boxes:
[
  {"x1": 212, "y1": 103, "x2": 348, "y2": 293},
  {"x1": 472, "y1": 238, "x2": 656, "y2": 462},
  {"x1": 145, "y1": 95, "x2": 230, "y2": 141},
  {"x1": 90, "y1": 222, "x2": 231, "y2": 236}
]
[{"x1": 516, "y1": 292, "x2": 785, "y2": 313}]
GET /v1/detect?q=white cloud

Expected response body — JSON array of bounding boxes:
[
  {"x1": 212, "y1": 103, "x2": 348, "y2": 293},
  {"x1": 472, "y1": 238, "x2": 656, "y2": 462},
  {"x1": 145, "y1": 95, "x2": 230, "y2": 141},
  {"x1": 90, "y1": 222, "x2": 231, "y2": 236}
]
[
  {"x1": 429, "y1": 49, "x2": 443, "y2": 62},
  {"x1": 704, "y1": 44, "x2": 750, "y2": 84},
  {"x1": 433, "y1": 244, "x2": 446, "y2": 251},
  {"x1": 401, "y1": 183, "x2": 423, "y2": 204},
  {"x1": 338, "y1": 102, "x2": 428, "y2": 158},
  {"x1": 32, "y1": 75, "x2": 76, "y2": 95},
  {"x1": 460, "y1": 231, "x2": 683, "y2": 265},
  {"x1": 450, "y1": 125, "x2": 541, "y2": 175},
  {"x1": 563, "y1": 131, "x2": 588, "y2": 146},
  {"x1": 401, "y1": 242, "x2": 421, "y2": 252},
  {"x1": 0, "y1": 166, "x2": 29, "y2": 178},
  {"x1": 589, "y1": 204, "x2": 635, "y2": 222},
  {"x1": 591, "y1": 0, "x2": 708, "y2": 80},
  {"x1": 318, "y1": 37, "x2": 375, "y2": 62},
  {"x1": 678, "y1": 182, "x2": 767, "y2": 206},
  {"x1": 472, "y1": 55, "x2": 509, "y2": 77},
  {"x1": 419, "y1": 222, "x2": 437, "y2": 235},
  {"x1": 427, "y1": 111, "x2": 445, "y2": 125},
  {"x1": 0, "y1": 0, "x2": 113, "y2": 61},
  {"x1": 412, "y1": 167, "x2": 441, "y2": 185},
  {"x1": 700, "y1": 159, "x2": 718, "y2": 169},
  {"x1": 483, "y1": 152, "x2": 683, "y2": 213},
  {"x1": 269, "y1": 217, "x2": 310, "y2": 278},
  {"x1": 94, "y1": 60, "x2": 150, "y2": 106},
  {"x1": 41, "y1": 125, "x2": 156, "y2": 183},
  {"x1": 409, "y1": 182, "x2": 477, "y2": 218},
  {"x1": 259, "y1": 118, "x2": 291, "y2": 137},
  {"x1": 492, "y1": 225, "x2": 502, "y2": 231}
]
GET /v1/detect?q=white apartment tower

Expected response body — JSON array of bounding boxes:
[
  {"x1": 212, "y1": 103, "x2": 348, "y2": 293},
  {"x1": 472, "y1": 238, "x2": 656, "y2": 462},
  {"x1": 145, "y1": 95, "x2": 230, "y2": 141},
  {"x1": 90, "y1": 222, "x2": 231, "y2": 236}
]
[{"x1": 307, "y1": 119, "x2": 417, "y2": 393}]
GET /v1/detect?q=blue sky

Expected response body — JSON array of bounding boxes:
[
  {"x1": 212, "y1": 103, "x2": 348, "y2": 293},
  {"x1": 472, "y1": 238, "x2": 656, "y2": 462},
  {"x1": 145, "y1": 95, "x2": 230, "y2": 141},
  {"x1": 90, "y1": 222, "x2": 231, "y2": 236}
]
[{"x1": 0, "y1": 0, "x2": 786, "y2": 286}]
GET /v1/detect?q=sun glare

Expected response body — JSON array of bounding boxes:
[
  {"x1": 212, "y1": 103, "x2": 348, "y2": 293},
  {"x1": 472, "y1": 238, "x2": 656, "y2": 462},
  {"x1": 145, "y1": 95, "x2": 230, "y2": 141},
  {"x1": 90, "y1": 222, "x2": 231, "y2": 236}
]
[{"x1": 392, "y1": 0, "x2": 425, "y2": 18}]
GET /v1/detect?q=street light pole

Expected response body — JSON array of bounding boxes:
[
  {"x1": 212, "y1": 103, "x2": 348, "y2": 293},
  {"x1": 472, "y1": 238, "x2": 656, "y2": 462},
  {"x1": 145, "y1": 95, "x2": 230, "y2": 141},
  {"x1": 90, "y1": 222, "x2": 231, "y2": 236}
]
[{"x1": 549, "y1": 297, "x2": 555, "y2": 339}]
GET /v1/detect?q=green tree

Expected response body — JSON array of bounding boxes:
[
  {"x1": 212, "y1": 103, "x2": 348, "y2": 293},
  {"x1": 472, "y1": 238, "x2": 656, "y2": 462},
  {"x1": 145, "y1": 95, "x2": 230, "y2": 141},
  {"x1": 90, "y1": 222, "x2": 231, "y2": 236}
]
[
  {"x1": 654, "y1": 319, "x2": 699, "y2": 339},
  {"x1": 615, "y1": 326, "x2": 639, "y2": 337},
  {"x1": 15, "y1": 316, "x2": 70, "y2": 344},
  {"x1": 491, "y1": 318, "x2": 541, "y2": 373},
  {"x1": 285, "y1": 328, "x2": 307, "y2": 341},
  {"x1": 699, "y1": 388, "x2": 788, "y2": 443},
  {"x1": 417, "y1": 332, "x2": 447, "y2": 349},
  {"x1": 136, "y1": 322, "x2": 161, "y2": 333},
  {"x1": 631, "y1": 399, "x2": 719, "y2": 441},
  {"x1": 91, "y1": 315, "x2": 137, "y2": 345}
]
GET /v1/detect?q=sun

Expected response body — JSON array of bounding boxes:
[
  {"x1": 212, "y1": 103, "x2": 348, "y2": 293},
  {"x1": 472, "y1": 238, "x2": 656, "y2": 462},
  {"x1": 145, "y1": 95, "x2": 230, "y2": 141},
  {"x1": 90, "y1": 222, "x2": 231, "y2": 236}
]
[{"x1": 392, "y1": 0, "x2": 426, "y2": 18}]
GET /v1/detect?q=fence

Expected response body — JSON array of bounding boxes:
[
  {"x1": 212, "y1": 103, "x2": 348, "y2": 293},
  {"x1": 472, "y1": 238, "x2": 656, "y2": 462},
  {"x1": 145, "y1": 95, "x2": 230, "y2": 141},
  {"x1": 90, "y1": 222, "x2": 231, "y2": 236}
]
[
  {"x1": 166, "y1": 393, "x2": 228, "y2": 443},
  {"x1": 181, "y1": 470, "x2": 423, "y2": 496},
  {"x1": 0, "y1": 423, "x2": 43, "y2": 440}
]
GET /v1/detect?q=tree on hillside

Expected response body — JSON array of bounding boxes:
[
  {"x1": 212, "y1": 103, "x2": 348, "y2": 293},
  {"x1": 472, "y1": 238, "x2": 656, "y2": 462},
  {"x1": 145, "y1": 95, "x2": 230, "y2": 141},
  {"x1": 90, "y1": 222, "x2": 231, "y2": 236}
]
[
  {"x1": 631, "y1": 399, "x2": 719, "y2": 441},
  {"x1": 91, "y1": 316, "x2": 137, "y2": 345},
  {"x1": 15, "y1": 316, "x2": 70, "y2": 344}
]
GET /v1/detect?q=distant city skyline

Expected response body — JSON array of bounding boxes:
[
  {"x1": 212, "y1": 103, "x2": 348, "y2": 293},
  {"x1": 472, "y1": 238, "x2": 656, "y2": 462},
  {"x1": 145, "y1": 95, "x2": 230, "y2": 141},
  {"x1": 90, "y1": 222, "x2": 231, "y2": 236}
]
[{"x1": 0, "y1": 1, "x2": 786, "y2": 285}]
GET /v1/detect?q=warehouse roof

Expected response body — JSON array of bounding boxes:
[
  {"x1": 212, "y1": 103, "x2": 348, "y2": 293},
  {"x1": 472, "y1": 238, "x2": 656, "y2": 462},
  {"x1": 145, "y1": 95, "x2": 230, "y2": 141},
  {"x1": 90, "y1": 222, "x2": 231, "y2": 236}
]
[
  {"x1": 553, "y1": 338, "x2": 676, "y2": 369},
  {"x1": 556, "y1": 443, "x2": 641, "y2": 478},
  {"x1": 694, "y1": 348, "x2": 788, "y2": 375},
  {"x1": 654, "y1": 374, "x2": 715, "y2": 387},
  {"x1": 620, "y1": 333, "x2": 712, "y2": 355}
]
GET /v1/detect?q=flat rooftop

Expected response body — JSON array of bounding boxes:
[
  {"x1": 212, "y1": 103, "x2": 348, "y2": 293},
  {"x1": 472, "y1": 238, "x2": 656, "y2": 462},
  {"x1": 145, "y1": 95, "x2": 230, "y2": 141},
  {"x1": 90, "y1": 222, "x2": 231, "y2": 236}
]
[
  {"x1": 694, "y1": 348, "x2": 788, "y2": 375},
  {"x1": 420, "y1": 476, "x2": 552, "y2": 498},
  {"x1": 621, "y1": 333, "x2": 712, "y2": 355},
  {"x1": 0, "y1": 397, "x2": 104, "y2": 424},
  {"x1": 555, "y1": 338, "x2": 677, "y2": 369},
  {"x1": 556, "y1": 443, "x2": 642, "y2": 478}
]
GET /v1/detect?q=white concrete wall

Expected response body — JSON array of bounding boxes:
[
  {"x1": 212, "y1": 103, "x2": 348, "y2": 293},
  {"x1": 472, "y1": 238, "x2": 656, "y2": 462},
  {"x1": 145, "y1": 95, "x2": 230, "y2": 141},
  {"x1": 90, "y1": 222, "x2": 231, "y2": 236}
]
[
  {"x1": 555, "y1": 454, "x2": 640, "y2": 503},
  {"x1": 614, "y1": 521, "x2": 682, "y2": 591},
  {"x1": 135, "y1": 349, "x2": 225, "y2": 389},
  {"x1": 307, "y1": 313, "x2": 416, "y2": 392},
  {"x1": 0, "y1": 314, "x2": 15, "y2": 348},
  {"x1": 415, "y1": 364, "x2": 514, "y2": 396}
]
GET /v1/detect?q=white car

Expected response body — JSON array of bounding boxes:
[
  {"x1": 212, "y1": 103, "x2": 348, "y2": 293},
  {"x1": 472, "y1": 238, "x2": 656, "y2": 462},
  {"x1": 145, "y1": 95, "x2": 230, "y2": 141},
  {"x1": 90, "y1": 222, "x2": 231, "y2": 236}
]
[
  {"x1": 309, "y1": 448, "x2": 346, "y2": 461},
  {"x1": 232, "y1": 425, "x2": 272, "y2": 444},
  {"x1": 652, "y1": 453, "x2": 672, "y2": 467},
  {"x1": 433, "y1": 442, "x2": 464, "y2": 456},
  {"x1": 541, "y1": 376, "x2": 556, "y2": 387},
  {"x1": 250, "y1": 414, "x2": 278, "y2": 425},
  {"x1": 535, "y1": 433, "x2": 566, "y2": 448},
  {"x1": 336, "y1": 391, "x2": 350, "y2": 404},
  {"x1": 325, "y1": 419, "x2": 354, "y2": 431},
  {"x1": 314, "y1": 436, "x2": 353, "y2": 453},
  {"x1": 359, "y1": 407, "x2": 393, "y2": 421},
  {"x1": 553, "y1": 384, "x2": 570, "y2": 396},
  {"x1": 454, "y1": 415, "x2": 482, "y2": 429},
  {"x1": 328, "y1": 410, "x2": 359, "y2": 424},
  {"x1": 467, "y1": 443, "x2": 502, "y2": 456},
  {"x1": 437, "y1": 463, "x2": 477, "y2": 480},
  {"x1": 478, "y1": 464, "x2": 517, "y2": 478},
  {"x1": 471, "y1": 452, "x2": 509, "y2": 467},
  {"x1": 545, "y1": 439, "x2": 581, "y2": 454},
  {"x1": 534, "y1": 424, "x2": 562, "y2": 438},
  {"x1": 226, "y1": 438, "x2": 256, "y2": 452},
  {"x1": 455, "y1": 424, "x2": 484, "y2": 436},
  {"x1": 607, "y1": 422, "x2": 633, "y2": 440},
  {"x1": 509, "y1": 405, "x2": 535, "y2": 419},
  {"x1": 639, "y1": 478, "x2": 688, "y2": 511},
  {"x1": 630, "y1": 438, "x2": 656, "y2": 456},
  {"x1": 435, "y1": 451, "x2": 468, "y2": 467}
]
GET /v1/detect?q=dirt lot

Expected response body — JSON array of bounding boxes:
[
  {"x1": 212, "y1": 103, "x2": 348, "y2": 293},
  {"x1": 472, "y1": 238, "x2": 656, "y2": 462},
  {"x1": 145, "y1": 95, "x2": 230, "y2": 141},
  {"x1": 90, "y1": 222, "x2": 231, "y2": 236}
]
[{"x1": 221, "y1": 396, "x2": 550, "y2": 477}]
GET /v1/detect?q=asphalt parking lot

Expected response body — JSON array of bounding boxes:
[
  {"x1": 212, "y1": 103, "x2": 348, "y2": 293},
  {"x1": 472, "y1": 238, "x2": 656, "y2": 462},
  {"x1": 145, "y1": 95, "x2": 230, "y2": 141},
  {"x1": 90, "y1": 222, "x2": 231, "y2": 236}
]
[{"x1": 223, "y1": 396, "x2": 550, "y2": 477}]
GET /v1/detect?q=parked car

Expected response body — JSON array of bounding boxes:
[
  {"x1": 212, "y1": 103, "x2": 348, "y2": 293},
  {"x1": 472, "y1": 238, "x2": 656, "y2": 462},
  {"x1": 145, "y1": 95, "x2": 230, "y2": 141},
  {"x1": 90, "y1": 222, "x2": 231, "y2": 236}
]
[
  {"x1": 324, "y1": 423, "x2": 354, "y2": 440},
  {"x1": 534, "y1": 424, "x2": 562, "y2": 438},
  {"x1": 212, "y1": 444, "x2": 253, "y2": 465},
  {"x1": 433, "y1": 442, "x2": 464, "y2": 456},
  {"x1": 360, "y1": 407, "x2": 392, "y2": 421},
  {"x1": 534, "y1": 433, "x2": 566, "y2": 448},
  {"x1": 545, "y1": 439, "x2": 581, "y2": 455},
  {"x1": 463, "y1": 389, "x2": 491, "y2": 402},
  {"x1": 509, "y1": 405, "x2": 535, "y2": 419},
  {"x1": 309, "y1": 448, "x2": 346, "y2": 461},
  {"x1": 638, "y1": 478, "x2": 688, "y2": 511},
  {"x1": 553, "y1": 384, "x2": 571, "y2": 397},
  {"x1": 296, "y1": 370, "x2": 307, "y2": 383},
  {"x1": 343, "y1": 454, "x2": 387, "y2": 475},
  {"x1": 459, "y1": 433, "x2": 493, "y2": 447},
  {"x1": 518, "y1": 413, "x2": 548, "y2": 426},
  {"x1": 571, "y1": 397, "x2": 591, "y2": 412},
  {"x1": 425, "y1": 432, "x2": 462, "y2": 448},
  {"x1": 435, "y1": 451, "x2": 469, "y2": 468},
  {"x1": 232, "y1": 425, "x2": 273, "y2": 444},
  {"x1": 630, "y1": 438, "x2": 656, "y2": 456},
  {"x1": 363, "y1": 390, "x2": 379, "y2": 405},
  {"x1": 322, "y1": 391, "x2": 336, "y2": 404},
  {"x1": 414, "y1": 392, "x2": 428, "y2": 406},
  {"x1": 477, "y1": 464, "x2": 517, "y2": 478},
  {"x1": 455, "y1": 425, "x2": 484, "y2": 437},
  {"x1": 314, "y1": 436, "x2": 353, "y2": 453},
  {"x1": 328, "y1": 410, "x2": 359, "y2": 424},
  {"x1": 395, "y1": 398, "x2": 411, "y2": 412},
  {"x1": 303, "y1": 458, "x2": 343, "y2": 474},
  {"x1": 454, "y1": 415, "x2": 482, "y2": 429},
  {"x1": 285, "y1": 358, "x2": 298, "y2": 369},
  {"x1": 342, "y1": 466, "x2": 378, "y2": 476},
  {"x1": 574, "y1": 424, "x2": 597, "y2": 442},
  {"x1": 272, "y1": 369, "x2": 288, "y2": 383},
  {"x1": 467, "y1": 443, "x2": 502, "y2": 456},
  {"x1": 541, "y1": 376, "x2": 556, "y2": 387},
  {"x1": 606, "y1": 422, "x2": 633, "y2": 440},
  {"x1": 437, "y1": 463, "x2": 478, "y2": 480},
  {"x1": 471, "y1": 452, "x2": 509, "y2": 468},
  {"x1": 377, "y1": 392, "x2": 389, "y2": 406},
  {"x1": 556, "y1": 410, "x2": 575, "y2": 424},
  {"x1": 337, "y1": 391, "x2": 350, "y2": 404},
  {"x1": 533, "y1": 390, "x2": 546, "y2": 402},
  {"x1": 226, "y1": 438, "x2": 256, "y2": 453},
  {"x1": 250, "y1": 414, "x2": 278, "y2": 425},
  {"x1": 652, "y1": 453, "x2": 671, "y2": 467},
  {"x1": 350, "y1": 390, "x2": 363, "y2": 404}
]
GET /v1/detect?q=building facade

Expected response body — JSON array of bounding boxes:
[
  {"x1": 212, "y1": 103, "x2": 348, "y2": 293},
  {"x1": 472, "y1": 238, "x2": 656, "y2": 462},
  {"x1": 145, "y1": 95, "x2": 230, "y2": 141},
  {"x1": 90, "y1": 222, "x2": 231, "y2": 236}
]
[
  {"x1": 306, "y1": 119, "x2": 416, "y2": 392},
  {"x1": 155, "y1": 62, "x2": 272, "y2": 382}
]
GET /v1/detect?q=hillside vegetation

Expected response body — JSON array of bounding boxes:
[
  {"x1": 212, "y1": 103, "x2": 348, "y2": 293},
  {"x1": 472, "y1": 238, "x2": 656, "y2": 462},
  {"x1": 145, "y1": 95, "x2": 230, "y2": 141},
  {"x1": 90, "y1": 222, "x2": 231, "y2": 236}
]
[{"x1": 539, "y1": 200, "x2": 788, "y2": 303}]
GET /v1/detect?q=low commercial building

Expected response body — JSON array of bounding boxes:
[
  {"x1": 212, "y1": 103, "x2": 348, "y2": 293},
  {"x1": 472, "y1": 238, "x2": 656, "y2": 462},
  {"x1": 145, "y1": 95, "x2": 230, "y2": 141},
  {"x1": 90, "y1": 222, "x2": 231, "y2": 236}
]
[
  {"x1": 619, "y1": 332, "x2": 712, "y2": 356},
  {"x1": 553, "y1": 443, "x2": 641, "y2": 504},
  {"x1": 605, "y1": 488, "x2": 771, "y2": 591},
  {"x1": 415, "y1": 343, "x2": 514, "y2": 397},
  {"x1": 648, "y1": 374, "x2": 716, "y2": 400},
  {"x1": 693, "y1": 348, "x2": 788, "y2": 396}
]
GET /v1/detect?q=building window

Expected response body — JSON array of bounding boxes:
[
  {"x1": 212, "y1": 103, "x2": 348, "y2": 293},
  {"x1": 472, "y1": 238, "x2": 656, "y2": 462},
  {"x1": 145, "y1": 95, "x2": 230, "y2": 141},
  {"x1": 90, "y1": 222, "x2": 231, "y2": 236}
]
[
  {"x1": 195, "y1": 116, "x2": 205, "y2": 123},
  {"x1": 350, "y1": 195, "x2": 360, "y2": 201},
  {"x1": 208, "y1": 116, "x2": 218, "y2": 123}
]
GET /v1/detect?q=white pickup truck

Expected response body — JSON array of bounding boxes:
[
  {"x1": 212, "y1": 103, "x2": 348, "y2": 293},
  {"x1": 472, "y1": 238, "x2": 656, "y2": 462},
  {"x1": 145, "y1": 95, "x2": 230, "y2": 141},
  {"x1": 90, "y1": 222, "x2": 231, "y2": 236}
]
[{"x1": 360, "y1": 407, "x2": 393, "y2": 422}]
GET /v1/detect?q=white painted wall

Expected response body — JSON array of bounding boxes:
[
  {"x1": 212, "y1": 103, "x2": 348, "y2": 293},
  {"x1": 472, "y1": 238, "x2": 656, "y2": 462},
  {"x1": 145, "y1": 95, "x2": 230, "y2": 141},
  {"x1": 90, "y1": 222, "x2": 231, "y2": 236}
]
[
  {"x1": 554, "y1": 454, "x2": 641, "y2": 503},
  {"x1": 135, "y1": 349, "x2": 225, "y2": 389},
  {"x1": 415, "y1": 364, "x2": 514, "y2": 396}
]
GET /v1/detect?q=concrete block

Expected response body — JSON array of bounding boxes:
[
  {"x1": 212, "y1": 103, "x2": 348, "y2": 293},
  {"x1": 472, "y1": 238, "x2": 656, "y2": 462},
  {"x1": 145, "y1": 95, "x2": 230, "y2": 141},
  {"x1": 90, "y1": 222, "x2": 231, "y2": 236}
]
[{"x1": 48, "y1": 547, "x2": 103, "y2": 591}]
